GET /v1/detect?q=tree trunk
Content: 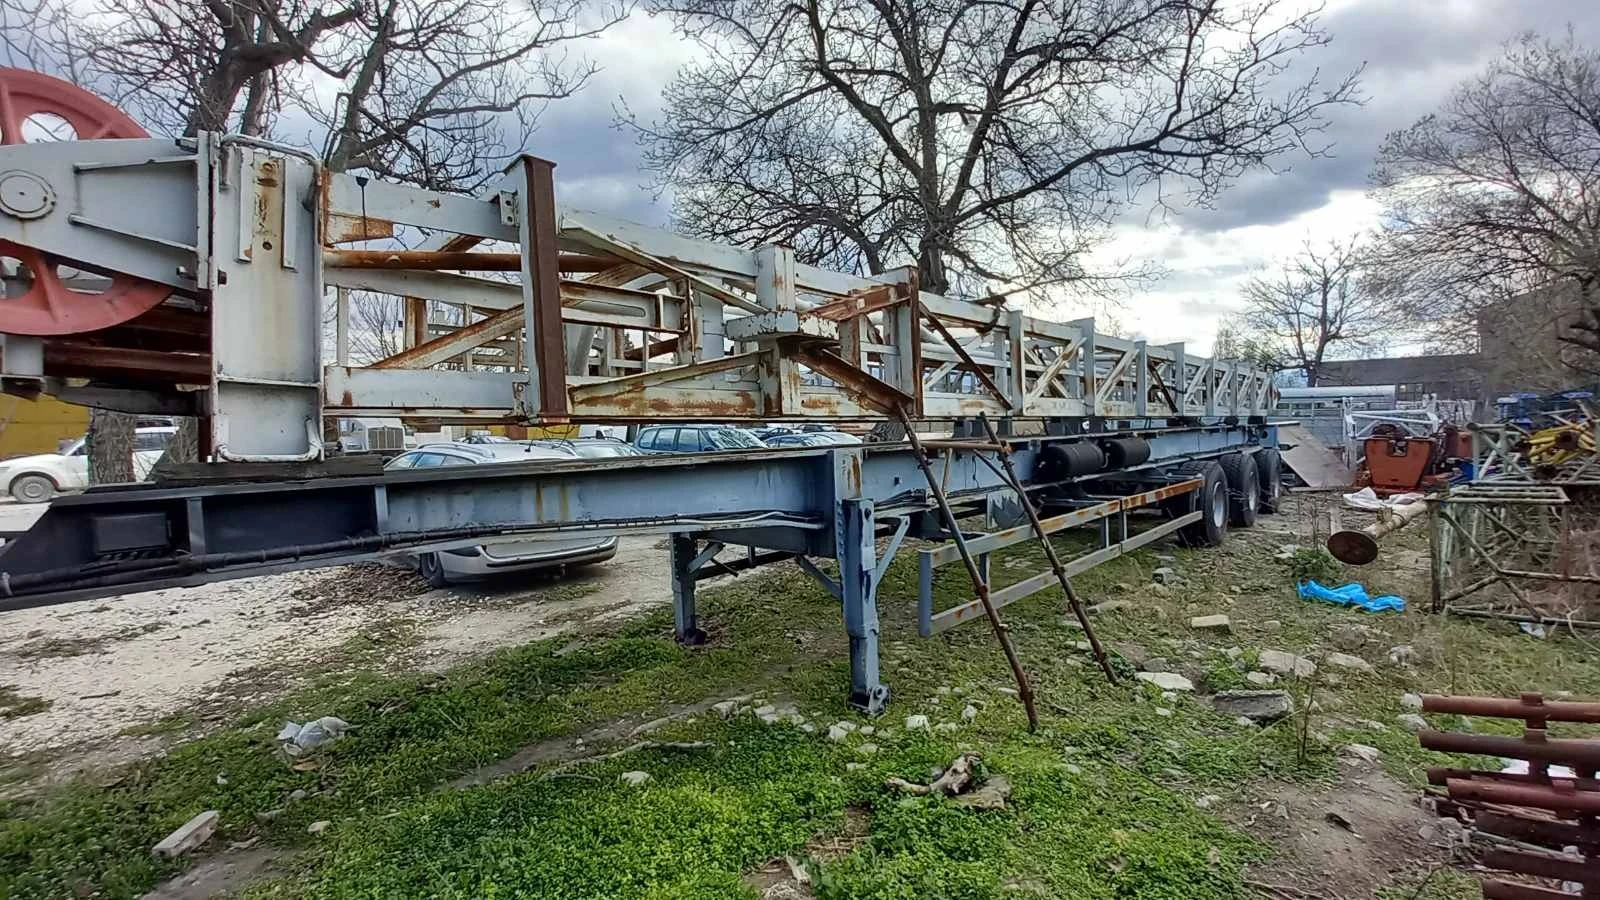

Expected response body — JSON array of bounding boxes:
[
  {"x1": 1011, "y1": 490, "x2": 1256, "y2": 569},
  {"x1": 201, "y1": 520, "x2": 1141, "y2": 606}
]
[
  {"x1": 917, "y1": 238, "x2": 949, "y2": 294},
  {"x1": 162, "y1": 417, "x2": 201, "y2": 465},
  {"x1": 87, "y1": 408, "x2": 136, "y2": 484}
]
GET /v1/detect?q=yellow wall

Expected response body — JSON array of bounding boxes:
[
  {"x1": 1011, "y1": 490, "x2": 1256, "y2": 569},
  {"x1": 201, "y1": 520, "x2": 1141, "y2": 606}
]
[{"x1": 0, "y1": 396, "x2": 88, "y2": 457}]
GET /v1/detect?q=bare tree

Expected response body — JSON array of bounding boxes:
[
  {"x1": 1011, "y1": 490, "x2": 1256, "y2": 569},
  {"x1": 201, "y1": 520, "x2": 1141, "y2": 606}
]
[
  {"x1": 314, "y1": 0, "x2": 623, "y2": 193},
  {"x1": 632, "y1": 0, "x2": 1361, "y2": 297},
  {"x1": 1211, "y1": 317, "x2": 1283, "y2": 374},
  {"x1": 82, "y1": 0, "x2": 359, "y2": 139},
  {"x1": 1371, "y1": 31, "x2": 1600, "y2": 375},
  {"x1": 1238, "y1": 238, "x2": 1388, "y2": 386},
  {"x1": 308, "y1": 0, "x2": 624, "y2": 372}
]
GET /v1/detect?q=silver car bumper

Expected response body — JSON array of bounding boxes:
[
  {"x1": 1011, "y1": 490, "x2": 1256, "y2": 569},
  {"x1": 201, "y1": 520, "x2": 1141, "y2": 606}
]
[{"x1": 438, "y1": 535, "x2": 619, "y2": 578}]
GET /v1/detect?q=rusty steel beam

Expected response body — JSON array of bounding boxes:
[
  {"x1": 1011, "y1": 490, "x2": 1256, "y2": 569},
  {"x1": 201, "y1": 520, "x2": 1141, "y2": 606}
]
[
  {"x1": 1424, "y1": 693, "x2": 1600, "y2": 724},
  {"x1": 44, "y1": 341, "x2": 210, "y2": 382},
  {"x1": 813, "y1": 284, "x2": 906, "y2": 322},
  {"x1": 1476, "y1": 810, "x2": 1600, "y2": 852},
  {"x1": 1423, "y1": 729, "x2": 1600, "y2": 770},
  {"x1": 1482, "y1": 847, "x2": 1600, "y2": 885},
  {"x1": 377, "y1": 308, "x2": 521, "y2": 370},
  {"x1": 520, "y1": 157, "x2": 569, "y2": 420},
  {"x1": 323, "y1": 249, "x2": 620, "y2": 272},
  {"x1": 622, "y1": 336, "x2": 681, "y2": 362},
  {"x1": 374, "y1": 279, "x2": 680, "y2": 371},
  {"x1": 1444, "y1": 777, "x2": 1600, "y2": 814},
  {"x1": 1419, "y1": 696, "x2": 1600, "y2": 899},
  {"x1": 1429, "y1": 767, "x2": 1600, "y2": 792},
  {"x1": 789, "y1": 342, "x2": 915, "y2": 414}
]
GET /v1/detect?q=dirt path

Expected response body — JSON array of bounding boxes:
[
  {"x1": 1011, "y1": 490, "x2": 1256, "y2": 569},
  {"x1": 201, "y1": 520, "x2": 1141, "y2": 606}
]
[{"x1": 0, "y1": 535, "x2": 674, "y2": 771}]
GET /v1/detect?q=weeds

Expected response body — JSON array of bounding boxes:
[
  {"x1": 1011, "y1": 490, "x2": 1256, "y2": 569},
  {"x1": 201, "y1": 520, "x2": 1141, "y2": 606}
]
[
  {"x1": 0, "y1": 686, "x2": 50, "y2": 720},
  {"x1": 2, "y1": 497, "x2": 1593, "y2": 900},
  {"x1": 1284, "y1": 547, "x2": 1342, "y2": 586}
]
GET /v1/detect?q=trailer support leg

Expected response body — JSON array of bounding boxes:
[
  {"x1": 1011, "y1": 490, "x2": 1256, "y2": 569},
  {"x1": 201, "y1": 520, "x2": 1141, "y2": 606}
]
[
  {"x1": 839, "y1": 497, "x2": 887, "y2": 715},
  {"x1": 670, "y1": 533, "x2": 707, "y2": 646}
]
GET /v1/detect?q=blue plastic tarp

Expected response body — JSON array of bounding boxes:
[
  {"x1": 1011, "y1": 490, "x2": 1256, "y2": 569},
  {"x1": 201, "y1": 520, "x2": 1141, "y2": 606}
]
[{"x1": 1297, "y1": 579, "x2": 1405, "y2": 613}]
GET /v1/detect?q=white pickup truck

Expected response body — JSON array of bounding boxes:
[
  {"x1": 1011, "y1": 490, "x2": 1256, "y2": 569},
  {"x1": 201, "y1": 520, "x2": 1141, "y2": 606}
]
[{"x1": 0, "y1": 424, "x2": 177, "y2": 502}]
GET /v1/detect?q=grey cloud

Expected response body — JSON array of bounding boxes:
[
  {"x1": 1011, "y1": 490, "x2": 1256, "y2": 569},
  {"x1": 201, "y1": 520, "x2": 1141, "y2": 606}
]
[
  {"x1": 1175, "y1": 0, "x2": 1600, "y2": 233},
  {"x1": 508, "y1": 2, "x2": 1600, "y2": 234}
]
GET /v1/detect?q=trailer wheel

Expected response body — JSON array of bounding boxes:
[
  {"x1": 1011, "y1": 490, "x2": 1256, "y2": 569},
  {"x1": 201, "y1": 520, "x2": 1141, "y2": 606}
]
[
  {"x1": 1219, "y1": 452, "x2": 1259, "y2": 527},
  {"x1": 1171, "y1": 461, "x2": 1228, "y2": 548},
  {"x1": 1255, "y1": 447, "x2": 1283, "y2": 514}
]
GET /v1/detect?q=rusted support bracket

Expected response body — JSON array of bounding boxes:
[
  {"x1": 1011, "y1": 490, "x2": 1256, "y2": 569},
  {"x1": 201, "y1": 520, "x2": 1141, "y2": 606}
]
[{"x1": 790, "y1": 342, "x2": 916, "y2": 415}]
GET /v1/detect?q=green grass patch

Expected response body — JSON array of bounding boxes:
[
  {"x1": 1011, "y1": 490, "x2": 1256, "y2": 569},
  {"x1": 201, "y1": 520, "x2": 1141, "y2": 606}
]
[{"x1": 5, "y1": 503, "x2": 1596, "y2": 899}]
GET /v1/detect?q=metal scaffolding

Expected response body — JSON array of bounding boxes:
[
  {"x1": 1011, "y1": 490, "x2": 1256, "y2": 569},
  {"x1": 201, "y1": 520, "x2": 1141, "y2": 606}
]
[{"x1": 1431, "y1": 484, "x2": 1600, "y2": 628}]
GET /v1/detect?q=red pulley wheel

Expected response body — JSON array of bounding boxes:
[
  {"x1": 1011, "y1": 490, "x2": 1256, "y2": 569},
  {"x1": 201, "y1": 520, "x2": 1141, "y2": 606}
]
[{"x1": 0, "y1": 67, "x2": 173, "y2": 335}]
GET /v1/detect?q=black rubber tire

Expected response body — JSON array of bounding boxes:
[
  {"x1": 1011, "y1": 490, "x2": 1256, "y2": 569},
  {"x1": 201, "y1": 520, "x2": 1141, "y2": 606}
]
[
  {"x1": 1219, "y1": 452, "x2": 1259, "y2": 528},
  {"x1": 9, "y1": 473, "x2": 55, "y2": 503},
  {"x1": 1169, "y1": 461, "x2": 1228, "y2": 547},
  {"x1": 1255, "y1": 447, "x2": 1283, "y2": 514},
  {"x1": 417, "y1": 552, "x2": 450, "y2": 587}
]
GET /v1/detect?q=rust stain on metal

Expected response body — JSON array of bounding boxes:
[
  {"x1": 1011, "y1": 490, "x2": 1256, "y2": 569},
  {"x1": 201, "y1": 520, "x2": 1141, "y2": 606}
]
[
  {"x1": 573, "y1": 390, "x2": 760, "y2": 419},
  {"x1": 325, "y1": 249, "x2": 524, "y2": 271},
  {"x1": 324, "y1": 215, "x2": 396, "y2": 243},
  {"x1": 797, "y1": 395, "x2": 854, "y2": 416}
]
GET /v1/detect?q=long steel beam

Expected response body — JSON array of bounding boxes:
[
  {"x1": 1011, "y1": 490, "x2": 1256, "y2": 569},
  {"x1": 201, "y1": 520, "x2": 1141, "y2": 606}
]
[{"x1": 0, "y1": 423, "x2": 1273, "y2": 612}]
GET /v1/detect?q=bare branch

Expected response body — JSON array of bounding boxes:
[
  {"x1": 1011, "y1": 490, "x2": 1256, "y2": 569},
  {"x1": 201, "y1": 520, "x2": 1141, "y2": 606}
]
[
  {"x1": 1370, "y1": 30, "x2": 1600, "y2": 378},
  {"x1": 631, "y1": 0, "x2": 1361, "y2": 301}
]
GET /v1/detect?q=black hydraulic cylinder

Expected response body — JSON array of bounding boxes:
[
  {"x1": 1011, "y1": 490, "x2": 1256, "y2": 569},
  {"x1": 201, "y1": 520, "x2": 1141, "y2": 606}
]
[
  {"x1": 1098, "y1": 437, "x2": 1151, "y2": 469},
  {"x1": 1035, "y1": 441, "x2": 1105, "y2": 481}
]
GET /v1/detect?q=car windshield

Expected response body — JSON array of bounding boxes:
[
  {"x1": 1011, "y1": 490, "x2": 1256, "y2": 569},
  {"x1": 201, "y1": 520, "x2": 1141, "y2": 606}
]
[{"x1": 704, "y1": 428, "x2": 762, "y2": 450}]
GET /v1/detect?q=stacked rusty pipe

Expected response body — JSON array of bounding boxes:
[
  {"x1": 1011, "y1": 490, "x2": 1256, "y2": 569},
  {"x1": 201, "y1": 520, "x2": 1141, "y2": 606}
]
[{"x1": 1420, "y1": 692, "x2": 1600, "y2": 898}]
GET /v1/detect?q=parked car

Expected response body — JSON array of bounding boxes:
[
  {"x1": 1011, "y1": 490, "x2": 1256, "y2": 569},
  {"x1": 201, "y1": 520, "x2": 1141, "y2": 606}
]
[
  {"x1": 526, "y1": 437, "x2": 646, "y2": 460},
  {"x1": 0, "y1": 424, "x2": 176, "y2": 502},
  {"x1": 763, "y1": 431, "x2": 863, "y2": 448},
  {"x1": 383, "y1": 442, "x2": 618, "y2": 586},
  {"x1": 634, "y1": 425, "x2": 767, "y2": 453},
  {"x1": 749, "y1": 425, "x2": 796, "y2": 442}
]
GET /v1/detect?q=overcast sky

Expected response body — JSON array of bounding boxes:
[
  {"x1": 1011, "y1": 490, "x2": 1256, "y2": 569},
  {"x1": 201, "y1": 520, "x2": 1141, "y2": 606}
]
[{"x1": 535, "y1": 0, "x2": 1600, "y2": 356}]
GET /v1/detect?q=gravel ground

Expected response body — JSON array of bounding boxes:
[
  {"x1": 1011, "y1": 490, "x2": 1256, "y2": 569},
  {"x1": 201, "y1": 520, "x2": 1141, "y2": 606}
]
[{"x1": 0, "y1": 495, "x2": 676, "y2": 770}]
